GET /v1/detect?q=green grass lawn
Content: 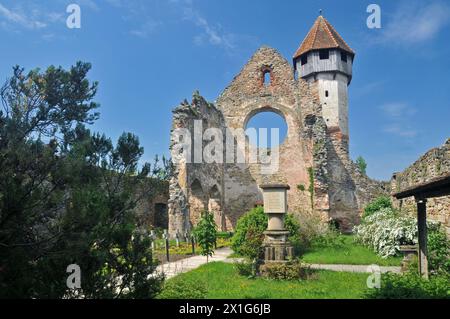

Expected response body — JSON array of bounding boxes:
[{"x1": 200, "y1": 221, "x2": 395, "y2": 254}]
[
  {"x1": 160, "y1": 262, "x2": 370, "y2": 299},
  {"x1": 301, "y1": 235, "x2": 402, "y2": 266}
]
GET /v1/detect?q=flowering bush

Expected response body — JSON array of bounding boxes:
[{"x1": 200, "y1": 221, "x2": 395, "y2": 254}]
[
  {"x1": 354, "y1": 208, "x2": 416, "y2": 258},
  {"x1": 354, "y1": 208, "x2": 439, "y2": 258}
]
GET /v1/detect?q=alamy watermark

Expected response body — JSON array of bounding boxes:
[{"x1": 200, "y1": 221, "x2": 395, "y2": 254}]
[
  {"x1": 366, "y1": 264, "x2": 381, "y2": 289},
  {"x1": 367, "y1": 4, "x2": 382, "y2": 29},
  {"x1": 171, "y1": 120, "x2": 281, "y2": 174},
  {"x1": 66, "y1": 264, "x2": 81, "y2": 290},
  {"x1": 66, "y1": 4, "x2": 81, "y2": 29}
]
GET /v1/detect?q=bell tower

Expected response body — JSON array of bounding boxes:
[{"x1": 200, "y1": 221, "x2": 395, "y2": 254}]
[{"x1": 293, "y1": 14, "x2": 355, "y2": 150}]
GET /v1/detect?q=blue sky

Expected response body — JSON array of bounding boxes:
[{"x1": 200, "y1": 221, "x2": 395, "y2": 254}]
[{"x1": 0, "y1": 0, "x2": 449, "y2": 181}]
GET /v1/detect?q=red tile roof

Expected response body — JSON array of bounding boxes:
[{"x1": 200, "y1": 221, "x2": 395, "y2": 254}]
[{"x1": 293, "y1": 15, "x2": 355, "y2": 59}]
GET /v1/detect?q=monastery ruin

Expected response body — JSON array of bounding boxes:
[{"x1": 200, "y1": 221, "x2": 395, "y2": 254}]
[{"x1": 164, "y1": 15, "x2": 449, "y2": 237}]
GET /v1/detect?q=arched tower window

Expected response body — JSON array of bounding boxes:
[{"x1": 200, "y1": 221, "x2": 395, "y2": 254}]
[
  {"x1": 263, "y1": 71, "x2": 271, "y2": 86},
  {"x1": 261, "y1": 66, "x2": 273, "y2": 87}
]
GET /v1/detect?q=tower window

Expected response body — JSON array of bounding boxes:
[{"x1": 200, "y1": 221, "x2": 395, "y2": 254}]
[
  {"x1": 325, "y1": 90, "x2": 329, "y2": 97},
  {"x1": 341, "y1": 51, "x2": 347, "y2": 62},
  {"x1": 263, "y1": 71, "x2": 271, "y2": 86},
  {"x1": 319, "y1": 49, "x2": 329, "y2": 60},
  {"x1": 301, "y1": 55, "x2": 308, "y2": 65}
]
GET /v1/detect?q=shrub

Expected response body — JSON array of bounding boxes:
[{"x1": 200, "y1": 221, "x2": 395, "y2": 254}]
[
  {"x1": 286, "y1": 213, "x2": 345, "y2": 255},
  {"x1": 428, "y1": 227, "x2": 450, "y2": 274},
  {"x1": 216, "y1": 237, "x2": 232, "y2": 249},
  {"x1": 231, "y1": 207, "x2": 267, "y2": 256},
  {"x1": 157, "y1": 278, "x2": 207, "y2": 299},
  {"x1": 310, "y1": 226, "x2": 346, "y2": 249},
  {"x1": 365, "y1": 271, "x2": 450, "y2": 299},
  {"x1": 259, "y1": 262, "x2": 316, "y2": 281},
  {"x1": 354, "y1": 208, "x2": 440, "y2": 258},
  {"x1": 285, "y1": 214, "x2": 303, "y2": 255},
  {"x1": 231, "y1": 207, "x2": 301, "y2": 258},
  {"x1": 216, "y1": 231, "x2": 233, "y2": 239},
  {"x1": 285, "y1": 214, "x2": 300, "y2": 238},
  {"x1": 234, "y1": 260, "x2": 254, "y2": 278},
  {"x1": 354, "y1": 208, "x2": 416, "y2": 257},
  {"x1": 239, "y1": 226, "x2": 265, "y2": 263},
  {"x1": 363, "y1": 196, "x2": 393, "y2": 219}
]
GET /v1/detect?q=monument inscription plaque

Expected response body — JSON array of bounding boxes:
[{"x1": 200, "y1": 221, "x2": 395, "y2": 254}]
[{"x1": 264, "y1": 190, "x2": 284, "y2": 213}]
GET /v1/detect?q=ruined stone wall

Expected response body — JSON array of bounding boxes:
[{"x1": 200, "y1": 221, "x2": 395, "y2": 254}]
[
  {"x1": 133, "y1": 179, "x2": 169, "y2": 229},
  {"x1": 167, "y1": 46, "x2": 388, "y2": 236},
  {"x1": 168, "y1": 92, "x2": 225, "y2": 235},
  {"x1": 392, "y1": 139, "x2": 450, "y2": 235},
  {"x1": 216, "y1": 47, "x2": 320, "y2": 229},
  {"x1": 325, "y1": 131, "x2": 390, "y2": 231}
]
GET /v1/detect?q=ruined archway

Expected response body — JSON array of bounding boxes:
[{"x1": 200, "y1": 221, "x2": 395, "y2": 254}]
[{"x1": 245, "y1": 108, "x2": 288, "y2": 149}]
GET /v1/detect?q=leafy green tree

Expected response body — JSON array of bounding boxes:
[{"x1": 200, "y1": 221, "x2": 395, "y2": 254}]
[
  {"x1": 193, "y1": 211, "x2": 217, "y2": 262},
  {"x1": 356, "y1": 156, "x2": 368, "y2": 175},
  {"x1": 0, "y1": 63, "x2": 164, "y2": 298},
  {"x1": 363, "y1": 196, "x2": 393, "y2": 219}
]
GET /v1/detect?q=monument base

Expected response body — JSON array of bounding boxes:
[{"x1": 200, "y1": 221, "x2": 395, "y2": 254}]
[{"x1": 263, "y1": 230, "x2": 294, "y2": 263}]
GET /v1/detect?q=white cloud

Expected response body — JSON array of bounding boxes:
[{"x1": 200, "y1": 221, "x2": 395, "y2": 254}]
[
  {"x1": 75, "y1": 0, "x2": 99, "y2": 11},
  {"x1": 380, "y1": 1, "x2": 450, "y2": 45},
  {"x1": 0, "y1": 3, "x2": 47, "y2": 29},
  {"x1": 380, "y1": 102, "x2": 418, "y2": 138},
  {"x1": 380, "y1": 102, "x2": 417, "y2": 118},
  {"x1": 130, "y1": 20, "x2": 162, "y2": 38},
  {"x1": 104, "y1": 0, "x2": 124, "y2": 8},
  {"x1": 182, "y1": 6, "x2": 235, "y2": 51},
  {"x1": 382, "y1": 124, "x2": 418, "y2": 138}
]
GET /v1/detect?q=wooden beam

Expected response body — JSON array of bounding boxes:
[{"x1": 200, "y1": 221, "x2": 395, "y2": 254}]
[
  {"x1": 415, "y1": 197, "x2": 429, "y2": 280},
  {"x1": 393, "y1": 173, "x2": 450, "y2": 200}
]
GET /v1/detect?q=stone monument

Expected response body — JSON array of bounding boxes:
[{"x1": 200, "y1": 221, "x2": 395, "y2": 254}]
[{"x1": 260, "y1": 184, "x2": 294, "y2": 262}]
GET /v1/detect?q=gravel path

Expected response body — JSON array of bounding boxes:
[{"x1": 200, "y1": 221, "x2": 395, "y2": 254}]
[
  {"x1": 156, "y1": 247, "x2": 233, "y2": 279},
  {"x1": 156, "y1": 248, "x2": 401, "y2": 280},
  {"x1": 307, "y1": 264, "x2": 401, "y2": 273}
]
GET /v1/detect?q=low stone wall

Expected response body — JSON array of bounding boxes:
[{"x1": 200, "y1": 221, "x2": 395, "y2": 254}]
[
  {"x1": 134, "y1": 179, "x2": 169, "y2": 229},
  {"x1": 391, "y1": 138, "x2": 450, "y2": 236}
]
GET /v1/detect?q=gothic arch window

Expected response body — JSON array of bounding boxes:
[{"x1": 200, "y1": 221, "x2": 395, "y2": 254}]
[
  {"x1": 209, "y1": 185, "x2": 220, "y2": 199},
  {"x1": 261, "y1": 66, "x2": 273, "y2": 86},
  {"x1": 190, "y1": 179, "x2": 203, "y2": 194}
]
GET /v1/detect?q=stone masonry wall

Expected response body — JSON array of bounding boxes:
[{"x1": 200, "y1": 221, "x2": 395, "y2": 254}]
[
  {"x1": 391, "y1": 138, "x2": 450, "y2": 236},
  {"x1": 167, "y1": 46, "x2": 388, "y2": 236},
  {"x1": 168, "y1": 92, "x2": 225, "y2": 235}
]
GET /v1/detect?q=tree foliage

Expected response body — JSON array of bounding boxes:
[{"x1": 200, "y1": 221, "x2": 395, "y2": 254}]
[
  {"x1": 0, "y1": 62, "x2": 164, "y2": 298},
  {"x1": 356, "y1": 156, "x2": 367, "y2": 175},
  {"x1": 231, "y1": 207, "x2": 300, "y2": 258},
  {"x1": 193, "y1": 211, "x2": 217, "y2": 262},
  {"x1": 363, "y1": 196, "x2": 392, "y2": 219}
]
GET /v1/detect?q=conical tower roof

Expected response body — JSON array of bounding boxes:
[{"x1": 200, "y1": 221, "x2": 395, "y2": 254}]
[{"x1": 293, "y1": 15, "x2": 355, "y2": 59}]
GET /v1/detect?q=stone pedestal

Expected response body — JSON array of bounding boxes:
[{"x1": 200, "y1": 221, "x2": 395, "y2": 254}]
[
  {"x1": 399, "y1": 245, "x2": 418, "y2": 272},
  {"x1": 260, "y1": 184, "x2": 294, "y2": 263}
]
